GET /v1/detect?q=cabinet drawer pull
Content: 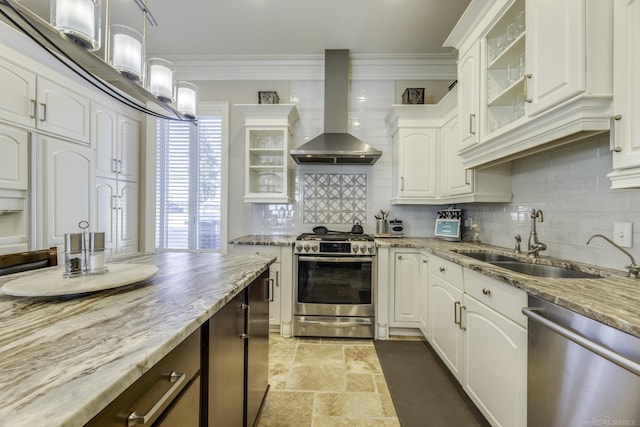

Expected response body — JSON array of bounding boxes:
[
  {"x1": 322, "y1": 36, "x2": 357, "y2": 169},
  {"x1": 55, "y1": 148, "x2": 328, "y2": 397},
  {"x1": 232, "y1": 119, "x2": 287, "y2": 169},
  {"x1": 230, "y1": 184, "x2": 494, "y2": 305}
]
[
  {"x1": 454, "y1": 301, "x2": 461, "y2": 326},
  {"x1": 482, "y1": 288, "x2": 491, "y2": 296},
  {"x1": 439, "y1": 267, "x2": 445, "y2": 273},
  {"x1": 39, "y1": 103, "x2": 47, "y2": 122},
  {"x1": 126, "y1": 371, "x2": 185, "y2": 426},
  {"x1": 524, "y1": 73, "x2": 533, "y2": 103},
  {"x1": 610, "y1": 115, "x2": 622, "y2": 152},
  {"x1": 460, "y1": 305, "x2": 467, "y2": 331},
  {"x1": 268, "y1": 278, "x2": 274, "y2": 302}
]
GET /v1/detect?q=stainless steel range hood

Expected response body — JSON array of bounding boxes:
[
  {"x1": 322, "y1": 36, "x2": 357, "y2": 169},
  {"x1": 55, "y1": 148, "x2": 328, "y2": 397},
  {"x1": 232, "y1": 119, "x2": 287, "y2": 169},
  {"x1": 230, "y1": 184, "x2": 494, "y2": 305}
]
[{"x1": 290, "y1": 50, "x2": 382, "y2": 165}]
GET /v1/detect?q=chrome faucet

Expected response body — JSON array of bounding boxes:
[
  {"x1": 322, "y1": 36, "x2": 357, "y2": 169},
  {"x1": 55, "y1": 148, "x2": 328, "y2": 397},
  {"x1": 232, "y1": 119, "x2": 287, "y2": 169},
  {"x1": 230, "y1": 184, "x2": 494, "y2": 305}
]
[
  {"x1": 586, "y1": 234, "x2": 640, "y2": 278},
  {"x1": 527, "y1": 209, "x2": 547, "y2": 257}
]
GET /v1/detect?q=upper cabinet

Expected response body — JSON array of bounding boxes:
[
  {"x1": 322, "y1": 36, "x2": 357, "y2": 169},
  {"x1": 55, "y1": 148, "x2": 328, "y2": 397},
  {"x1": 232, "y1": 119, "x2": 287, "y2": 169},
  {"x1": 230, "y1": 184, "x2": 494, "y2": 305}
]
[
  {"x1": 236, "y1": 104, "x2": 299, "y2": 204},
  {"x1": 445, "y1": 0, "x2": 613, "y2": 169},
  {"x1": 386, "y1": 87, "x2": 511, "y2": 205},
  {"x1": 0, "y1": 56, "x2": 91, "y2": 144},
  {"x1": 93, "y1": 102, "x2": 140, "y2": 183},
  {"x1": 607, "y1": 0, "x2": 640, "y2": 188}
]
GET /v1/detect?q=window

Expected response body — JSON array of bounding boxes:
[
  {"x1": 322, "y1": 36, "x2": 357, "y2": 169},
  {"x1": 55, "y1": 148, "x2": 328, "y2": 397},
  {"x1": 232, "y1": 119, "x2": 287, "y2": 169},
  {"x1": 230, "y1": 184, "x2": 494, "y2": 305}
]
[{"x1": 156, "y1": 103, "x2": 228, "y2": 251}]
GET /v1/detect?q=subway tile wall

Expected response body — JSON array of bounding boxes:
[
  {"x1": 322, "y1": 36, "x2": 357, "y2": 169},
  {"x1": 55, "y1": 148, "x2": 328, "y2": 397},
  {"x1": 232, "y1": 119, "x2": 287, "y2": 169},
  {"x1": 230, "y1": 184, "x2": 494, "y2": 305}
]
[
  {"x1": 466, "y1": 134, "x2": 640, "y2": 271},
  {"x1": 249, "y1": 80, "x2": 640, "y2": 272}
]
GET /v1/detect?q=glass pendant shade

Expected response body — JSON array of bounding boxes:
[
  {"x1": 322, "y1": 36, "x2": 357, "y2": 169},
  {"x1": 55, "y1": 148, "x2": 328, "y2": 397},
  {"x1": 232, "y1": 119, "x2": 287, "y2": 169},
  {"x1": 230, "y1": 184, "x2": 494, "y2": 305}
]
[
  {"x1": 176, "y1": 81, "x2": 197, "y2": 119},
  {"x1": 51, "y1": 0, "x2": 101, "y2": 51},
  {"x1": 109, "y1": 25, "x2": 144, "y2": 83},
  {"x1": 147, "y1": 58, "x2": 175, "y2": 103}
]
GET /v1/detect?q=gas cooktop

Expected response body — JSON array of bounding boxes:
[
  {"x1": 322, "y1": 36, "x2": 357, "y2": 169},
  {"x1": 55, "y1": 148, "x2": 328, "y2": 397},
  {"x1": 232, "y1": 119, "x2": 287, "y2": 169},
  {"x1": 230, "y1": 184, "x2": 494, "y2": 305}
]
[{"x1": 296, "y1": 232, "x2": 374, "y2": 242}]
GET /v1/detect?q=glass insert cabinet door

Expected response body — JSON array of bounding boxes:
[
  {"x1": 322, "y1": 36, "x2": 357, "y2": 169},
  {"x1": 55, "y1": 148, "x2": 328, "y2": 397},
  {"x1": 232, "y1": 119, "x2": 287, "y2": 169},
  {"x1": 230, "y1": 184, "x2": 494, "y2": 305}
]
[{"x1": 236, "y1": 103, "x2": 299, "y2": 204}]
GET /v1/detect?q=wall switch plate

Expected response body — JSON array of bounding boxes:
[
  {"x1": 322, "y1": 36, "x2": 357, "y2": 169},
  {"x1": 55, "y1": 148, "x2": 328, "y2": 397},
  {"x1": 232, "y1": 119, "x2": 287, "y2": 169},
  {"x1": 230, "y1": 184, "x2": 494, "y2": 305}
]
[{"x1": 613, "y1": 222, "x2": 633, "y2": 248}]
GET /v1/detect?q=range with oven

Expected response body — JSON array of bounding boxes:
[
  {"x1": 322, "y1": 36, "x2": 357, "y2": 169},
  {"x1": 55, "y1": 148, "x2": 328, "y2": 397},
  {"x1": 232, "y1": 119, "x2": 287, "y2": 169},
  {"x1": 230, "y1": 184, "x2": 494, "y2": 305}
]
[{"x1": 293, "y1": 231, "x2": 376, "y2": 338}]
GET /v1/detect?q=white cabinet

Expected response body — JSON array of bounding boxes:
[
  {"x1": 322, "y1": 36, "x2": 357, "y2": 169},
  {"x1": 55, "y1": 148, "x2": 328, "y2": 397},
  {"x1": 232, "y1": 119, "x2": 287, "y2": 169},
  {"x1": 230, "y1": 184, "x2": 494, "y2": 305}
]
[
  {"x1": 446, "y1": 0, "x2": 613, "y2": 169},
  {"x1": 428, "y1": 255, "x2": 464, "y2": 382},
  {"x1": 0, "y1": 57, "x2": 91, "y2": 144},
  {"x1": 96, "y1": 178, "x2": 139, "y2": 256},
  {"x1": 94, "y1": 103, "x2": 140, "y2": 183},
  {"x1": 462, "y1": 269, "x2": 527, "y2": 427},
  {"x1": 0, "y1": 56, "x2": 36, "y2": 128},
  {"x1": 607, "y1": 0, "x2": 640, "y2": 188},
  {"x1": 387, "y1": 89, "x2": 511, "y2": 205},
  {"x1": 230, "y1": 243, "x2": 294, "y2": 334},
  {"x1": 0, "y1": 123, "x2": 28, "y2": 190},
  {"x1": 457, "y1": 41, "x2": 481, "y2": 150},
  {"x1": 41, "y1": 136, "x2": 96, "y2": 250},
  {"x1": 386, "y1": 106, "x2": 439, "y2": 204},
  {"x1": 235, "y1": 104, "x2": 299, "y2": 203},
  {"x1": 391, "y1": 251, "x2": 422, "y2": 326}
]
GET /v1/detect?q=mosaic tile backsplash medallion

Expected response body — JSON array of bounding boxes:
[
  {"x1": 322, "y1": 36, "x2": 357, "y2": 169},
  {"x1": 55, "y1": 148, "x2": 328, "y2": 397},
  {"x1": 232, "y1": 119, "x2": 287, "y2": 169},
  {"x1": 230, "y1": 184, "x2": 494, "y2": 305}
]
[{"x1": 302, "y1": 173, "x2": 367, "y2": 224}]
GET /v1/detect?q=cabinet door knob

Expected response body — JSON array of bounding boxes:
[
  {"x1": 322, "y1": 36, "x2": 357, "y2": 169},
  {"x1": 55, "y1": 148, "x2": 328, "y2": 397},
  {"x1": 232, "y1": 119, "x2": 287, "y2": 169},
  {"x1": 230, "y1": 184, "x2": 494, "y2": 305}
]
[
  {"x1": 398, "y1": 255, "x2": 403, "y2": 260},
  {"x1": 482, "y1": 288, "x2": 491, "y2": 296}
]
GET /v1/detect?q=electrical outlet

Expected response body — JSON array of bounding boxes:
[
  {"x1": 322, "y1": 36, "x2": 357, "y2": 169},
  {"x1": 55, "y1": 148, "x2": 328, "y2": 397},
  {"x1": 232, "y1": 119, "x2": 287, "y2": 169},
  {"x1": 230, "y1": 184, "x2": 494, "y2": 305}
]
[{"x1": 613, "y1": 222, "x2": 633, "y2": 248}]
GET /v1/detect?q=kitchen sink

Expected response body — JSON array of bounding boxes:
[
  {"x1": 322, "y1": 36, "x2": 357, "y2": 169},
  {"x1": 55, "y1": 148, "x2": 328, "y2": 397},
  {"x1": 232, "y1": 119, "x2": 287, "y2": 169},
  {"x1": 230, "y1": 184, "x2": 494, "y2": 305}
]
[
  {"x1": 492, "y1": 262, "x2": 603, "y2": 279},
  {"x1": 454, "y1": 251, "x2": 520, "y2": 263},
  {"x1": 453, "y1": 250, "x2": 603, "y2": 279}
]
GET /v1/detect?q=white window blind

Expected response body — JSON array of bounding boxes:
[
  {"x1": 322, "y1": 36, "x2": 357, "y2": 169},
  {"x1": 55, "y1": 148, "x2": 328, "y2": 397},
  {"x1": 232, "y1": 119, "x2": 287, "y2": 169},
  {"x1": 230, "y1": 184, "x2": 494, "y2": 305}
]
[{"x1": 156, "y1": 115, "x2": 223, "y2": 250}]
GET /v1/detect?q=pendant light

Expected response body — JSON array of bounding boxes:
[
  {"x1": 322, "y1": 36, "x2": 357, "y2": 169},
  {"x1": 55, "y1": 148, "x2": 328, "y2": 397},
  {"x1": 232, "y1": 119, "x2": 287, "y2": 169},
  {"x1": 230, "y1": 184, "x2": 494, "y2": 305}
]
[
  {"x1": 147, "y1": 57, "x2": 175, "y2": 103},
  {"x1": 175, "y1": 81, "x2": 197, "y2": 119},
  {"x1": 50, "y1": 0, "x2": 101, "y2": 51},
  {"x1": 109, "y1": 24, "x2": 144, "y2": 83}
]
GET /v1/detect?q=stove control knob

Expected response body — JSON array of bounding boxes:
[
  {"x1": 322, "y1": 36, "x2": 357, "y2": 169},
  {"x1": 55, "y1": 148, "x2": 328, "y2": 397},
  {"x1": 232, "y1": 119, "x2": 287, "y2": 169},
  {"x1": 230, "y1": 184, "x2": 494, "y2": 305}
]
[
  {"x1": 353, "y1": 245, "x2": 359, "y2": 253},
  {"x1": 303, "y1": 244, "x2": 310, "y2": 252},
  {"x1": 311, "y1": 244, "x2": 318, "y2": 252},
  {"x1": 295, "y1": 244, "x2": 302, "y2": 252},
  {"x1": 359, "y1": 244, "x2": 366, "y2": 253},
  {"x1": 367, "y1": 245, "x2": 375, "y2": 253}
]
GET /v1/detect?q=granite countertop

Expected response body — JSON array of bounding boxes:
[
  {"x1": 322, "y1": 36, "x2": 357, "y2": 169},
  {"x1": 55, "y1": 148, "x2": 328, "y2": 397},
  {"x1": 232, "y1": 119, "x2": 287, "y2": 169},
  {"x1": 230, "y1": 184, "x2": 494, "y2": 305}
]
[
  {"x1": 229, "y1": 234, "x2": 296, "y2": 246},
  {"x1": 0, "y1": 251, "x2": 274, "y2": 427},
  {"x1": 376, "y1": 237, "x2": 640, "y2": 338}
]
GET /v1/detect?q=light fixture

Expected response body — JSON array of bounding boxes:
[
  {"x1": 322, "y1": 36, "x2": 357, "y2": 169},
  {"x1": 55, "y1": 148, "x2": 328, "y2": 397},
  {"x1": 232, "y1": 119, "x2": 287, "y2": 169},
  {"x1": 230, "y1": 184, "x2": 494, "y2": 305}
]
[
  {"x1": 50, "y1": 0, "x2": 101, "y2": 51},
  {"x1": 175, "y1": 81, "x2": 197, "y2": 119},
  {"x1": 109, "y1": 24, "x2": 144, "y2": 83},
  {"x1": 147, "y1": 57, "x2": 175, "y2": 103}
]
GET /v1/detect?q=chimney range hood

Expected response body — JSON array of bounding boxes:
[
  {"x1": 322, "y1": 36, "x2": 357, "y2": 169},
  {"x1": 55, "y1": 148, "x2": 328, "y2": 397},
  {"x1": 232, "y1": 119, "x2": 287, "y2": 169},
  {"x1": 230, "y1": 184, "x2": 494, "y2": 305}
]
[{"x1": 290, "y1": 50, "x2": 382, "y2": 165}]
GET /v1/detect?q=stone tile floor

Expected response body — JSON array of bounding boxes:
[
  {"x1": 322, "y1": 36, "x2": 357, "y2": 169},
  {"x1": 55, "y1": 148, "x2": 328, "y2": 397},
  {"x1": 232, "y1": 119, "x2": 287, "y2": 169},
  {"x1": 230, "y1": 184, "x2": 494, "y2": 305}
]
[{"x1": 257, "y1": 334, "x2": 401, "y2": 426}]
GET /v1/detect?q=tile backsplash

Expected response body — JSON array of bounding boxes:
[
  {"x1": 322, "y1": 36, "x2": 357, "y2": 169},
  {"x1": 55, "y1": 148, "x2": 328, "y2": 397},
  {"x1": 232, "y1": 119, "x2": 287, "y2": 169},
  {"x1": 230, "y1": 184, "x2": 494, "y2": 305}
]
[{"x1": 302, "y1": 173, "x2": 367, "y2": 224}]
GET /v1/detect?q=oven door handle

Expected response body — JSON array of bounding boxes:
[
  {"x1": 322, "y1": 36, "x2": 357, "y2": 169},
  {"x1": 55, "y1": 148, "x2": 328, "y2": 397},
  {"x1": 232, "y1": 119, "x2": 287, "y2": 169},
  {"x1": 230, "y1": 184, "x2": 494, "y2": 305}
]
[{"x1": 298, "y1": 256, "x2": 374, "y2": 263}]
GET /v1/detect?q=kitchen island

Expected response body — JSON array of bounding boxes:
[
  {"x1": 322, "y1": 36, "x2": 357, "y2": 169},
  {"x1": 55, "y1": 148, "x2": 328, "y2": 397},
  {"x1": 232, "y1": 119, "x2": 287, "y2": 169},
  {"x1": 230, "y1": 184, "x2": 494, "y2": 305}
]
[{"x1": 0, "y1": 251, "x2": 274, "y2": 427}]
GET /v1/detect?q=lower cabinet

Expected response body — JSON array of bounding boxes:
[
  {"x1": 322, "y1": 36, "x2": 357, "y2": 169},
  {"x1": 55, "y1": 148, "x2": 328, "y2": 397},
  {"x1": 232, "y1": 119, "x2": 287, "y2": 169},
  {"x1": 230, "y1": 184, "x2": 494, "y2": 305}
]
[
  {"x1": 231, "y1": 244, "x2": 294, "y2": 335},
  {"x1": 427, "y1": 255, "x2": 527, "y2": 427},
  {"x1": 428, "y1": 256, "x2": 464, "y2": 382},
  {"x1": 205, "y1": 271, "x2": 270, "y2": 427},
  {"x1": 391, "y1": 251, "x2": 422, "y2": 326}
]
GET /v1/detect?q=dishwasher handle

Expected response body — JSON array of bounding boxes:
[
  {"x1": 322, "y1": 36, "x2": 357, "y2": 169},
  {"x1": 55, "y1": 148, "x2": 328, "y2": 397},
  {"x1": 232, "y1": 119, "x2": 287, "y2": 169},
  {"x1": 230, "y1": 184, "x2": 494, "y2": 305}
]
[{"x1": 522, "y1": 307, "x2": 640, "y2": 376}]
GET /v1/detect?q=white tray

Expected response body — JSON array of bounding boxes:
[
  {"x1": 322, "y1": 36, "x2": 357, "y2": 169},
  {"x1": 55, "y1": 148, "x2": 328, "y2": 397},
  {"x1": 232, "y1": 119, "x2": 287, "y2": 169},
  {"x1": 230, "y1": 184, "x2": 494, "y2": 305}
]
[{"x1": 0, "y1": 263, "x2": 158, "y2": 297}]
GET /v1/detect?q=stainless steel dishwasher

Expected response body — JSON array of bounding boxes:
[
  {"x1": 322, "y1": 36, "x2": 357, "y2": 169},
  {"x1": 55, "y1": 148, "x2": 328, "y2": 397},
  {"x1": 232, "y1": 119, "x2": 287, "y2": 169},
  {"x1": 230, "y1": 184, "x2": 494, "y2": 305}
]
[{"x1": 523, "y1": 295, "x2": 640, "y2": 427}]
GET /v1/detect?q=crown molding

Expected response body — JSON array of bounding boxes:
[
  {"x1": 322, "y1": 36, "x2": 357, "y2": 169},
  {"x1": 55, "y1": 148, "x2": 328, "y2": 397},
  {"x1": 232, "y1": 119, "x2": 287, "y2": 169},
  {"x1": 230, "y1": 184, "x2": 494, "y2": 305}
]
[{"x1": 165, "y1": 52, "x2": 458, "y2": 81}]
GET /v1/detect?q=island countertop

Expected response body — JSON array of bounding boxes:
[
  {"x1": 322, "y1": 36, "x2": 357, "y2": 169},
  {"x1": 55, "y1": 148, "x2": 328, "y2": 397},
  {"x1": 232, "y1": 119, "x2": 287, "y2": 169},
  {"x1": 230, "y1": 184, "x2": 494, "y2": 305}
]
[{"x1": 0, "y1": 251, "x2": 274, "y2": 427}]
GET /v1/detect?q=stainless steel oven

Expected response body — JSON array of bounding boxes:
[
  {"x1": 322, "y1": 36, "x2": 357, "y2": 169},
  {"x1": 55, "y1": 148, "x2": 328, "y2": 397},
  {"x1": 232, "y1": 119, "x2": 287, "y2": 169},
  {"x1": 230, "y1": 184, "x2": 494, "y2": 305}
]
[{"x1": 293, "y1": 233, "x2": 376, "y2": 338}]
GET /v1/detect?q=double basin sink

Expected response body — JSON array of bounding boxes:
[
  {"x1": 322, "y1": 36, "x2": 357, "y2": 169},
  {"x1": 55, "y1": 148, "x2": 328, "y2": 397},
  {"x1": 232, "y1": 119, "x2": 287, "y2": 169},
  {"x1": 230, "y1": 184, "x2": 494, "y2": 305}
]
[{"x1": 453, "y1": 250, "x2": 603, "y2": 279}]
